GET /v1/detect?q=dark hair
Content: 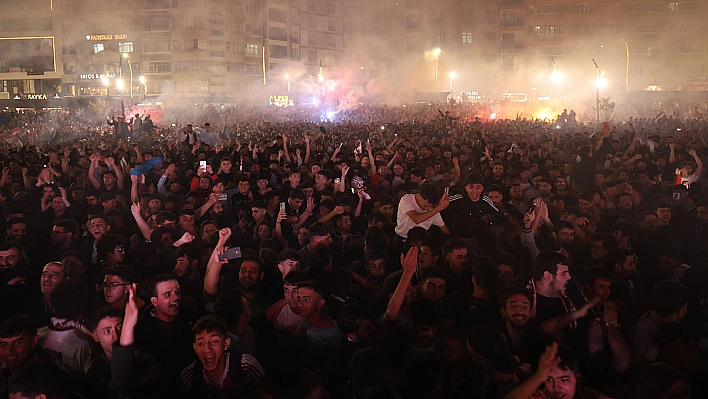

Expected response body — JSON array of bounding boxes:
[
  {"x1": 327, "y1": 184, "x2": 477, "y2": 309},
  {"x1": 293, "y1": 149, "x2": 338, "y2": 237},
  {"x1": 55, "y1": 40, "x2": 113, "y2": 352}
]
[
  {"x1": 531, "y1": 250, "x2": 568, "y2": 281},
  {"x1": 472, "y1": 256, "x2": 499, "y2": 289},
  {"x1": 149, "y1": 274, "x2": 178, "y2": 298},
  {"x1": 591, "y1": 232, "x2": 617, "y2": 250},
  {"x1": 582, "y1": 266, "x2": 612, "y2": 286},
  {"x1": 605, "y1": 248, "x2": 633, "y2": 270},
  {"x1": 444, "y1": 237, "x2": 467, "y2": 254},
  {"x1": 421, "y1": 267, "x2": 446, "y2": 282},
  {"x1": 652, "y1": 281, "x2": 691, "y2": 316},
  {"x1": 337, "y1": 304, "x2": 373, "y2": 335},
  {"x1": 418, "y1": 183, "x2": 441, "y2": 204},
  {"x1": 96, "y1": 234, "x2": 126, "y2": 260},
  {"x1": 213, "y1": 288, "x2": 247, "y2": 326},
  {"x1": 308, "y1": 246, "x2": 333, "y2": 275},
  {"x1": 297, "y1": 279, "x2": 330, "y2": 299},
  {"x1": 283, "y1": 270, "x2": 308, "y2": 286},
  {"x1": 252, "y1": 200, "x2": 267, "y2": 210},
  {"x1": 191, "y1": 314, "x2": 229, "y2": 340},
  {"x1": 54, "y1": 219, "x2": 79, "y2": 236},
  {"x1": 499, "y1": 284, "x2": 534, "y2": 308},
  {"x1": 308, "y1": 222, "x2": 331, "y2": 238},
  {"x1": 104, "y1": 265, "x2": 136, "y2": 284},
  {"x1": 556, "y1": 345, "x2": 580, "y2": 373},
  {"x1": 278, "y1": 248, "x2": 301, "y2": 263},
  {"x1": 487, "y1": 184, "x2": 503, "y2": 194},
  {"x1": 156, "y1": 210, "x2": 177, "y2": 225},
  {"x1": 465, "y1": 172, "x2": 485, "y2": 186},
  {"x1": 50, "y1": 279, "x2": 89, "y2": 319},
  {"x1": 552, "y1": 220, "x2": 574, "y2": 233},
  {"x1": 176, "y1": 243, "x2": 202, "y2": 263},
  {"x1": 88, "y1": 305, "x2": 124, "y2": 331},
  {"x1": 289, "y1": 188, "x2": 306, "y2": 200},
  {"x1": 0, "y1": 314, "x2": 37, "y2": 339},
  {"x1": 8, "y1": 361, "x2": 69, "y2": 399},
  {"x1": 410, "y1": 297, "x2": 439, "y2": 326}
]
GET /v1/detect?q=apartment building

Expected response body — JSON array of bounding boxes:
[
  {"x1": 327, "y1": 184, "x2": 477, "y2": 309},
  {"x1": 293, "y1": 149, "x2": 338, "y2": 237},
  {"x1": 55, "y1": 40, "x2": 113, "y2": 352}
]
[{"x1": 1, "y1": 0, "x2": 350, "y2": 104}]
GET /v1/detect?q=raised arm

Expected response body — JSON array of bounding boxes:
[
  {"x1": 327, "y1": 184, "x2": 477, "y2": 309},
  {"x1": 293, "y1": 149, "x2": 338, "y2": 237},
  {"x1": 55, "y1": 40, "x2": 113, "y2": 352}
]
[
  {"x1": 404, "y1": 195, "x2": 449, "y2": 225},
  {"x1": 106, "y1": 157, "x2": 124, "y2": 190},
  {"x1": 196, "y1": 194, "x2": 218, "y2": 220},
  {"x1": 385, "y1": 247, "x2": 418, "y2": 322},
  {"x1": 273, "y1": 210, "x2": 290, "y2": 249},
  {"x1": 366, "y1": 141, "x2": 377, "y2": 178},
  {"x1": 689, "y1": 148, "x2": 703, "y2": 177},
  {"x1": 130, "y1": 203, "x2": 153, "y2": 240},
  {"x1": 304, "y1": 134, "x2": 312, "y2": 164},
  {"x1": 669, "y1": 143, "x2": 677, "y2": 163},
  {"x1": 88, "y1": 155, "x2": 101, "y2": 189},
  {"x1": 204, "y1": 228, "x2": 231, "y2": 296},
  {"x1": 282, "y1": 133, "x2": 292, "y2": 163}
]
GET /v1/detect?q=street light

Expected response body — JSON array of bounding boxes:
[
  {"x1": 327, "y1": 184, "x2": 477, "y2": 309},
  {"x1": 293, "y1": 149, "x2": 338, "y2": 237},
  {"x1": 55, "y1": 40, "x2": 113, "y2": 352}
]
[
  {"x1": 449, "y1": 71, "x2": 455, "y2": 101},
  {"x1": 139, "y1": 76, "x2": 146, "y2": 102},
  {"x1": 116, "y1": 78, "x2": 124, "y2": 91},
  {"x1": 122, "y1": 53, "x2": 134, "y2": 99},
  {"x1": 592, "y1": 59, "x2": 602, "y2": 121},
  {"x1": 550, "y1": 57, "x2": 564, "y2": 83},
  {"x1": 433, "y1": 48, "x2": 441, "y2": 90},
  {"x1": 285, "y1": 73, "x2": 290, "y2": 92},
  {"x1": 102, "y1": 76, "x2": 109, "y2": 100}
]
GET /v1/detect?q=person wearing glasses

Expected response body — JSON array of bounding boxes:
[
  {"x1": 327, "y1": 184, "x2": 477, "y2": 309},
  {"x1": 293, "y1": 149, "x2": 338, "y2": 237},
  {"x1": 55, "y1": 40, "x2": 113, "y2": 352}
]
[
  {"x1": 102, "y1": 265, "x2": 136, "y2": 311},
  {"x1": 96, "y1": 234, "x2": 127, "y2": 270}
]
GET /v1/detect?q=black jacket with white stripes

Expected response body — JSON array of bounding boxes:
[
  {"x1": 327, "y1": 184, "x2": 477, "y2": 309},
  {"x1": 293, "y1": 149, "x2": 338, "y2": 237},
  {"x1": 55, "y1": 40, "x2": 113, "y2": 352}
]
[{"x1": 441, "y1": 193, "x2": 515, "y2": 238}]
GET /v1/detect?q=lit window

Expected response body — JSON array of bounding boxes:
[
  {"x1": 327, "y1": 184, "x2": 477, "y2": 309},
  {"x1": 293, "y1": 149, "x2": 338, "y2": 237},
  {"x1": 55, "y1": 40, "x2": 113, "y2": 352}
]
[{"x1": 93, "y1": 43, "x2": 104, "y2": 53}]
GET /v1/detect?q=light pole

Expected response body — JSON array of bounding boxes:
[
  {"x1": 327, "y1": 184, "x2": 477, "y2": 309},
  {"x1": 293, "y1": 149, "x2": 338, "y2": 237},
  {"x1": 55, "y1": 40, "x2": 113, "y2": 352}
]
[
  {"x1": 433, "y1": 48, "x2": 441, "y2": 90},
  {"x1": 122, "y1": 53, "x2": 133, "y2": 99},
  {"x1": 101, "y1": 76, "x2": 109, "y2": 101},
  {"x1": 139, "y1": 76, "x2": 146, "y2": 103},
  {"x1": 318, "y1": 61, "x2": 324, "y2": 103},
  {"x1": 285, "y1": 73, "x2": 290, "y2": 92},
  {"x1": 592, "y1": 59, "x2": 607, "y2": 121},
  {"x1": 623, "y1": 39, "x2": 630, "y2": 91},
  {"x1": 449, "y1": 71, "x2": 455, "y2": 101}
]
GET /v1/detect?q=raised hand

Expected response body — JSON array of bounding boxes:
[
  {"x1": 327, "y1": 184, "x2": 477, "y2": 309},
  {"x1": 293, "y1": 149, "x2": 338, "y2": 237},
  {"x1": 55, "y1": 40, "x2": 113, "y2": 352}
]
[{"x1": 399, "y1": 246, "x2": 419, "y2": 274}]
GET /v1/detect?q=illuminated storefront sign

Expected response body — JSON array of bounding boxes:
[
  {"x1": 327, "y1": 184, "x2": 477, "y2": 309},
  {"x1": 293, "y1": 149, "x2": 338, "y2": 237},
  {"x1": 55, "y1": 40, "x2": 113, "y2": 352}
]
[
  {"x1": 85, "y1": 34, "x2": 128, "y2": 41},
  {"x1": 269, "y1": 95, "x2": 293, "y2": 107},
  {"x1": 79, "y1": 73, "x2": 116, "y2": 80}
]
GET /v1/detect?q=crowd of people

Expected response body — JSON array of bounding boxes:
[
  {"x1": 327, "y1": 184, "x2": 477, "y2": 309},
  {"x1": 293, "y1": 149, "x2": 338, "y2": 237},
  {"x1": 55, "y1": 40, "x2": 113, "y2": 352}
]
[{"x1": 0, "y1": 101, "x2": 707, "y2": 399}]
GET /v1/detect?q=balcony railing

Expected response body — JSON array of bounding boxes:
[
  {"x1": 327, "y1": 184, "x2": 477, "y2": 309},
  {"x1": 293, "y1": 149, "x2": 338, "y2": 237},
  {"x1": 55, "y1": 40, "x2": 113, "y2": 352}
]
[{"x1": 501, "y1": 19, "x2": 525, "y2": 26}]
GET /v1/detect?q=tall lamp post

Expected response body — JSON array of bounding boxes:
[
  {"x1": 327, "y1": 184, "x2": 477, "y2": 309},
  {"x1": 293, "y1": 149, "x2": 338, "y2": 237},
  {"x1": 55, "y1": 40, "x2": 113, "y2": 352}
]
[
  {"x1": 285, "y1": 73, "x2": 290, "y2": 92},
  {"x1": 433, "y1": 48, "x2": 441, "y2": 91},
  {"x1": 592, "y1": 59, "x2": 607, "y2": 121},
  {"x1": 449, "y1": 71, "x2": 455, "y2": 101},
  {"x1": 122, "y1": 53, "x2": 133, "y2": 99},
  {"x1": 139, "y1": 76, "x2": 146, "y2": 103},
  {"x1": 101, "y1": 76, "x2": 110, "y2": 101}
]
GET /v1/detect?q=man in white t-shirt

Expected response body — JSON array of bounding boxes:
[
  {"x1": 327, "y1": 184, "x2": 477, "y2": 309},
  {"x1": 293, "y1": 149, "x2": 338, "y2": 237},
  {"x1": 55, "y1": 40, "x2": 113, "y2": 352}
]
[{"x1": 395, "y1": 183, "x2": 450, "y2": 240}]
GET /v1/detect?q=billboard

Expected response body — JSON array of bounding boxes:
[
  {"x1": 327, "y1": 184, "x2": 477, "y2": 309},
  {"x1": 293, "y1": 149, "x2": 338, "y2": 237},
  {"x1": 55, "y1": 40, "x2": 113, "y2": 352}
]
[{"x1": 0, "y1": 37, "x2": 56, "y2": 74}]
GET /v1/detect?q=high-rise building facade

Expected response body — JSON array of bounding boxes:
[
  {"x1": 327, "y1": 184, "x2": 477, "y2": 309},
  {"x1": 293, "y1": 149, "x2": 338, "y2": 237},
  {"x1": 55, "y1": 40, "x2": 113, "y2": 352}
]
[{"x1": 0, "y1": 0, "x2": 351, "y2": 104}]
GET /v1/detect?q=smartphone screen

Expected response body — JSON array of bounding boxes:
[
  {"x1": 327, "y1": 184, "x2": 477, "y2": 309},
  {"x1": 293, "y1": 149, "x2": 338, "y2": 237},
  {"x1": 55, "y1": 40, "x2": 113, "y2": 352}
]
[{"x1": 280, "y1": 202, "x2": 286, "y2": 212}]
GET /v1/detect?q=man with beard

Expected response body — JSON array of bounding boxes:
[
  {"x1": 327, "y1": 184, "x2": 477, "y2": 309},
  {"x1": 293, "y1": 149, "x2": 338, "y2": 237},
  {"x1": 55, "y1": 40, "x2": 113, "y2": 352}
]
[
  {"x1": 497, "y1": 285, "x2": 553, "y2": 373},
  {"x1": 135, "y1": 274, "x2": 195, "y2": 396},
  {"x1": 237, "y1": 252, "x2": 278, "y2": 319},
  {"x1": 173, "y1": 244, "x2": 203, "y2": 301},
  {"x1": 0, "y1": 241, "x2": 33, "y2": 322},
  {"x1": 4, "y1": 217, "x2": 26, "y2": 244}
]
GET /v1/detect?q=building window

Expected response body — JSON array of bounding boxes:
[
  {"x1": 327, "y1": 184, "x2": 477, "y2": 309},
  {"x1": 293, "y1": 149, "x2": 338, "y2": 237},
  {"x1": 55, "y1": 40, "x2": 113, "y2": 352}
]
[
  {"x1": 148, "y1": 61, "x2": 171, "y2": 73},
  {"x1": 171, "y1": 18, "x2": 183, "y2": 29},
  {"x1": 485, "y1": 10, "x2": 496, "y2": 23},
  {"x1": 227, "y1": 62, "x2": 243, "y2": 72},
  {"x1": 502, "y1": 55, "x2": 514, "y2": 71},
  {"x1": 291, "y1": 48, "x2": 299, "y2": 59},
  {"x1": 246, "y1": 25, "x2": 262, "y2": 36},
  {"x1": 328, "y1": 35, "x2": 336, "y2": 48},
  {"x1": 93, "y1": 43, "x2": 104, "y2": 53},
  {"x1": 602, "y1": 3, "x2": 618, "y2": 12},
  {"x1": 246, "y1": 4, "x2": 260, "y2": 15},
  {"x1": 573, "y1": 4, "x2": 591, "y2": 13},
  {"x1": 119, "y1": 42, "x2": 134, "y2": 53},
  {"x1": 328, "y1": 19, "x2": 336, "y2": 32},
  {"x1": 308, "y1": 15, "x2": 317, "y2": 30},
  {"x1": 307, "y1": 33, "x2": 317, "y2": 46},
  {"x1": 291, "y1": 31, "x2": 299, "y2": 43},
  {"x1": 501, "y1": 11, "x2": 515, "y2": 21},
  {"x1": 246, "y1": 43, "x2": 259, "y2": 55},
  {"x1": 226, "y1": 41, "x2": 232, "y2": 52},
  {"x1": 433, "y1": 32, "x2": 445, "y2": 43},
  {"x1": 462, "y1": 32, "x2": 472, "y2": 43},
  {"x1": 308, "y1": 49, "x2": 317, "y2": 62},
  {"x1": 245, "y1": 63, "x2": 259, "y2": 74},
  {"x1": 327, "y1": 1, "x2": 335, "y2": 15},
  {"x1": 461, "y1": 10, "x2": 473, "y2": 22}
]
